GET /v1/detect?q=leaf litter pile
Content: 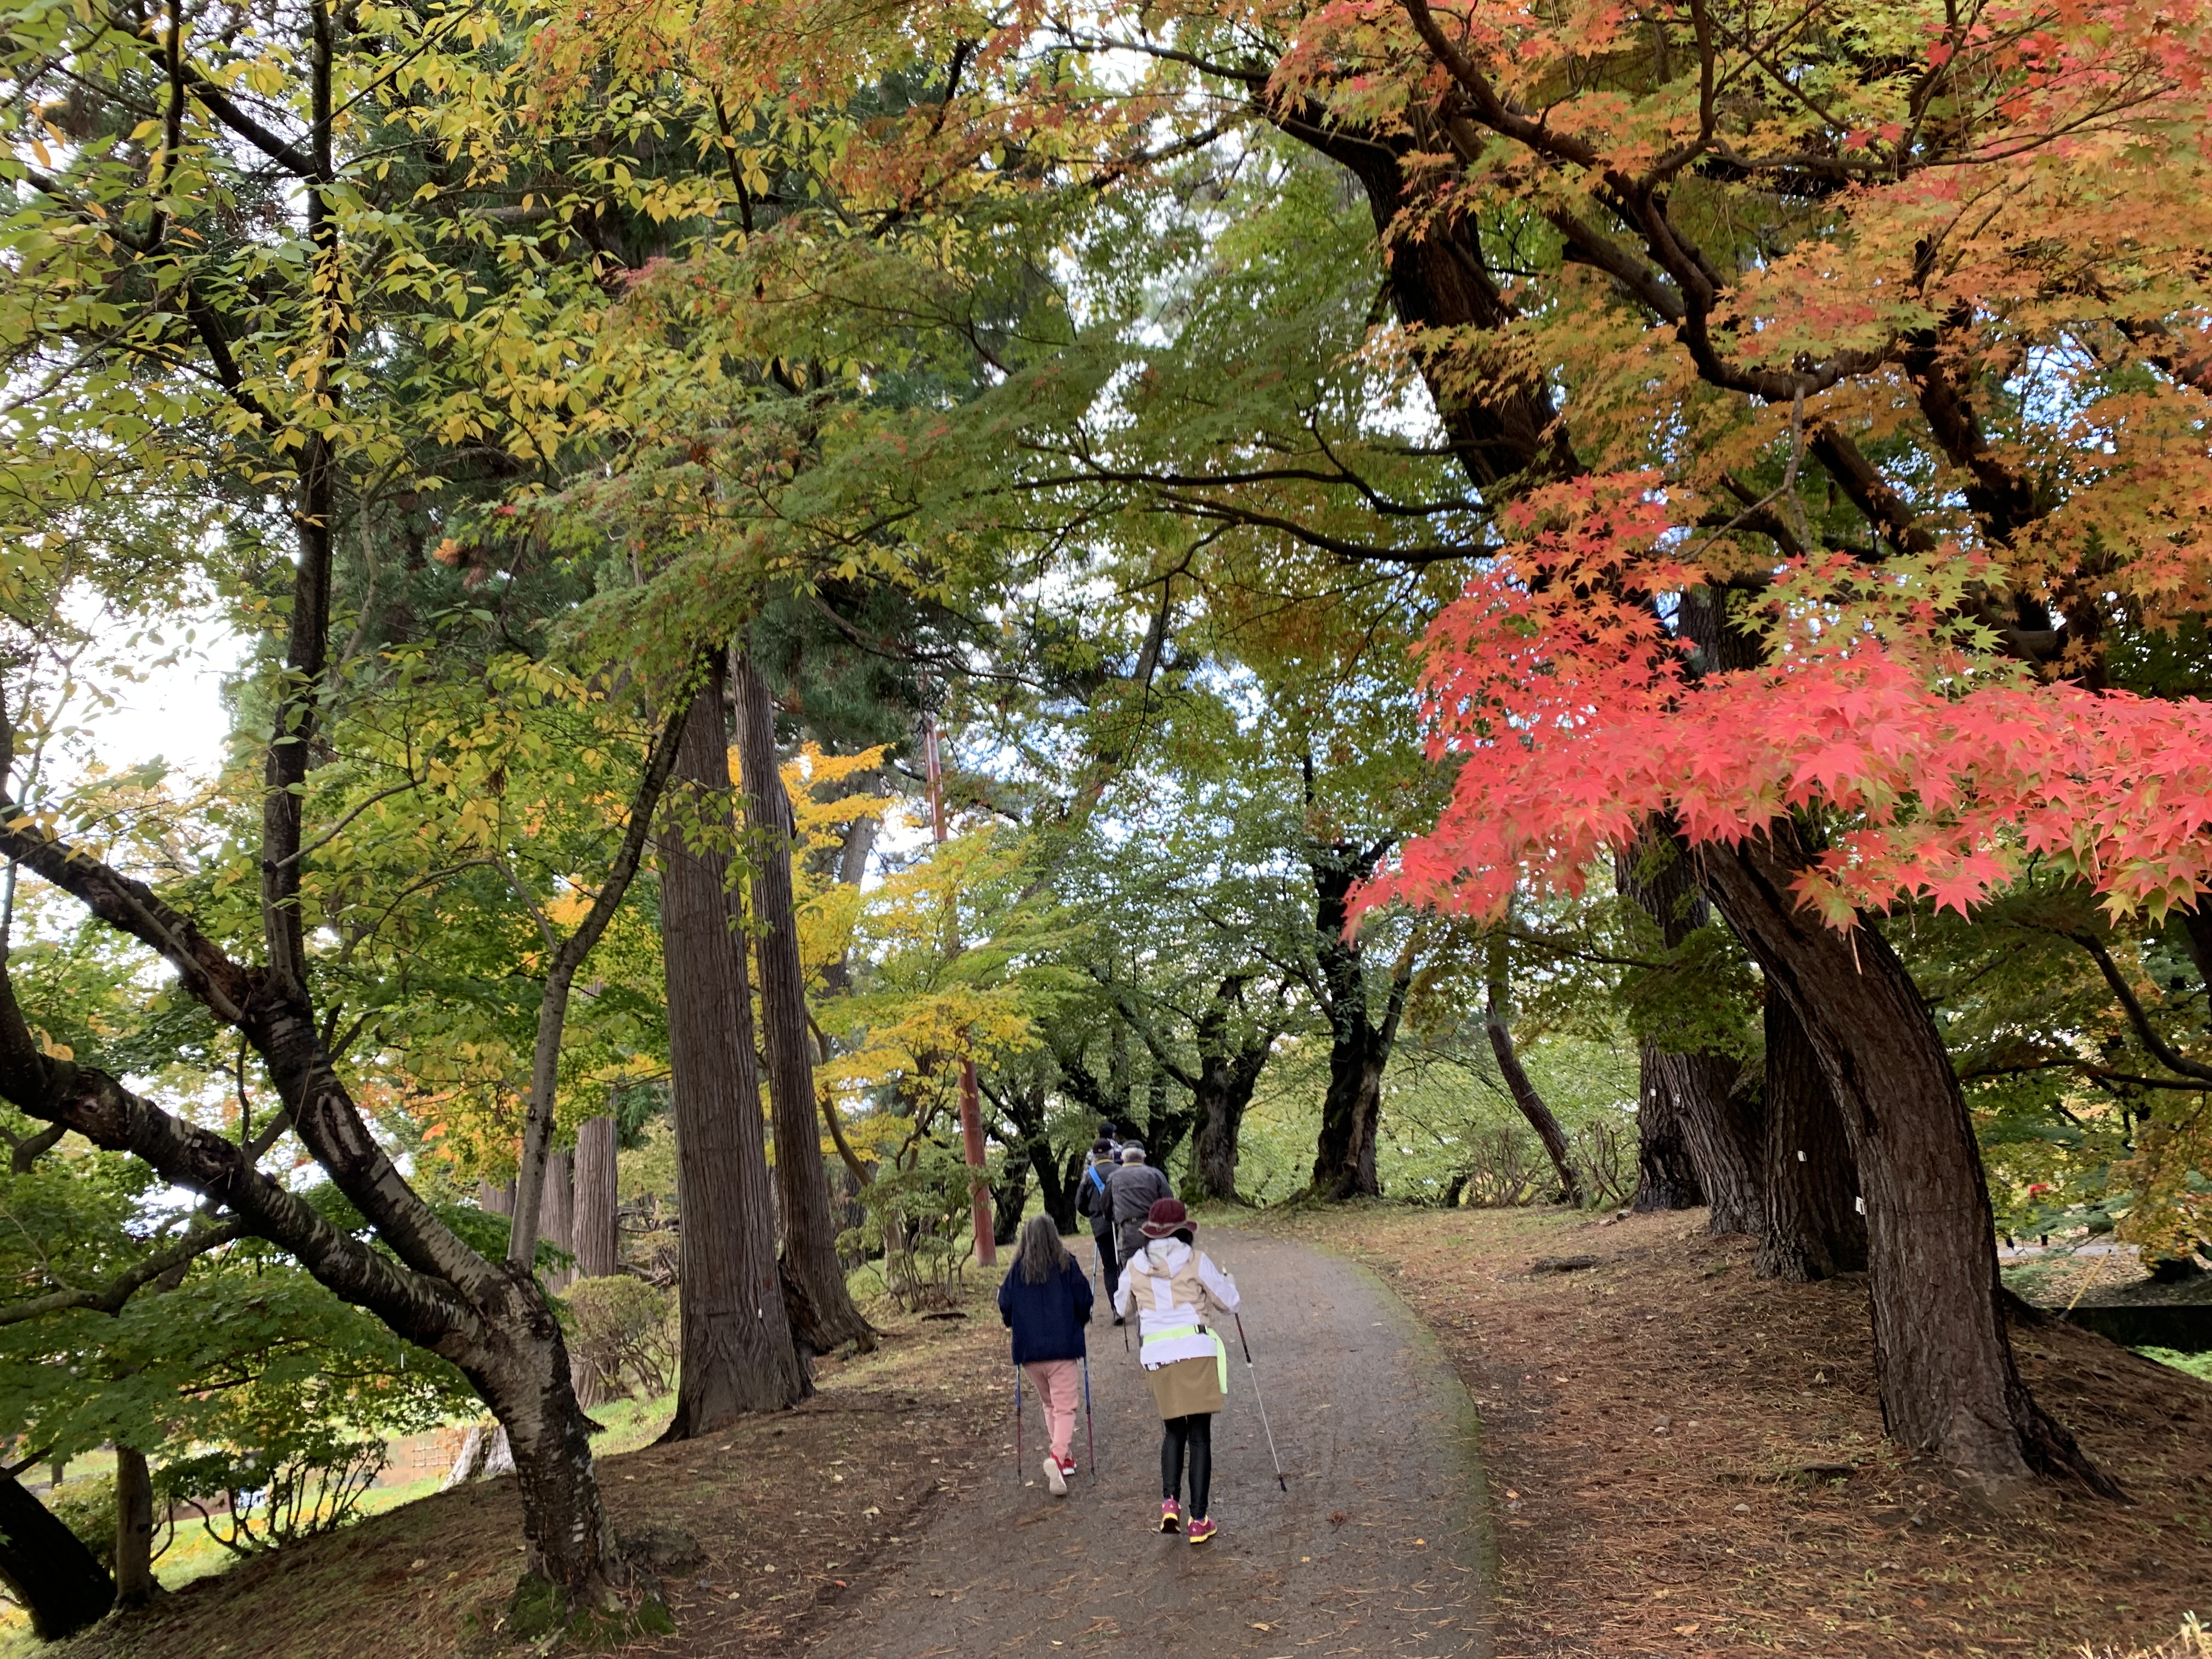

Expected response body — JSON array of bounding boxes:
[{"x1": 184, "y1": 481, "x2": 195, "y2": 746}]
[
  {"x1": 42, "y1": 1308, "x2": 1008, "y2": 1659},
  {"x1": 1271, "y1": 1204, "x2": 2212, "y2": 1658}
]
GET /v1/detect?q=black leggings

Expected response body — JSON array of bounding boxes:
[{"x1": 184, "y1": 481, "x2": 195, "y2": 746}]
[{"x1": 1160, "y1": 1414, "x2": 1212, "y2": 1516}]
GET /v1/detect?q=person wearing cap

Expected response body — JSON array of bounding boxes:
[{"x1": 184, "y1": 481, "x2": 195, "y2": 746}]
[
  {"x1": 1105, "y1": 1143, "x2": 1173, "y2": 1266},
  {"x1": 1074, "y1": 1138, "x2": 1124, "y2": 1320},
  {"x1": 1113, "y1": 1197, "x2": 1240, "y2": 1545}
]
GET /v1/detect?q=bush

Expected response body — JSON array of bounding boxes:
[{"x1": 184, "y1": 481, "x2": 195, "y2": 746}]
[
  {"x1": 159, "y1": 1427, "x2": 386, "y2": 1558},
  {"x1": 564, "y1": 1275, "x2": 676, "y2": 1400},
  {"x1": 47, "y1": 1473, "x2": 116, "y2": 1570}
]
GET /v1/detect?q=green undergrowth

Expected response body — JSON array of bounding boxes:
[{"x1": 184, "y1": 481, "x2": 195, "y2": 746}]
[{"x1": 2137, "y1": 1346, "x2": 2212, "y2": 1383}]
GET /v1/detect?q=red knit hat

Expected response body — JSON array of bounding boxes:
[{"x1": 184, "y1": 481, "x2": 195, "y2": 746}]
[{"x1": 1139, "y1": 1198, "x2": 1192, "y2": 1238}]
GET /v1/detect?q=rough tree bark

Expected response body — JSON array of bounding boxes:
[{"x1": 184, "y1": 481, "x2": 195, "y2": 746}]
[
  {"x1": 1615, "y1": 821, "x2": 1761, "y2": 1228},
  {"x1": 657, "y1": 647, "x2": 803, "y2": 1434},
  {"x1": 1755, "y1": 988, "x2": 1867, "y2": 1281},
  {"x1": 1482, "y1": 933, "x2": 1583, "y2": 1205},
  {"x1": 1701, "y1": 827, "x2": 2113, "y2": 1489},
  {"x1": 540, "y1": 1149, "x2": 574, "y2": 1293},
  {"x1": 1629, "y1": 1048, "x2": 1706, "y2": 1211},
  {"x1": 0, "y1": 1474, "x2": 113, "y2": 1637},
  {"x1": 731, "y1": 651, "x2": 871, "y2": 1354},
  {"x1": 1308, "y1": 833, "x2": 1414, "y2": 1201},
  {"x1": 573, "y1": 1115, "x2": 619, "y2": 1280}
]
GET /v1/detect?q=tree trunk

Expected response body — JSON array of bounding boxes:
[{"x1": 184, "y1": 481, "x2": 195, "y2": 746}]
[
  {"x1": 541, "y1": 1148, "x2": 574, "y2": 1292},
  {"x1": 658, "y1": 647, "x2": 803, "y2": 1434},
  {"x1": 1189, "y1": 1039, "x2": 1269, "y2": 1203},
  {"x1": 731, "y1": 651, "x2": 872, "y2": 1355},
  {"x1": 1701, "y1": 828, "x2": 2114, "y2": 1491},
  {"x1": 113, "y1": 1446, "x2": 154, "y2": 1608},
  {"x1": 1182, "y1": 977, "x2": 1274, "y2": 1205},
  {"x1": 1755, "y1": 986, "x2": 1867, "y2": 1282},
  {"x1": 0, "y1": 1474, "x2": 113, "y2": 1637},
  {"x1": 1630, "y1": 1045, "x2": 1707, "y2": 1210},
  {"x1": 1483, "y1": 932, "x2": 1583, "y2": 1205},
  {"x1": 573, "y1": 1114, "x2": 619, "y2": 1280},
  {"x1": 1615, "y1": 820, "x2": 1759, "y2": 1224},
  {"x1": 1663, "y1": 1049, "x2": 1761, "y2": 1231},
  {"x1": 1308, "y1": 837, "x2": 1410, "y2": 1201},
  {"x1": 1314, "y1": 1036, "x2": 1386, "y2": 1200},
  {"x1": 990, "y1": 1145, "x2": 1029, "y2": 1245}
]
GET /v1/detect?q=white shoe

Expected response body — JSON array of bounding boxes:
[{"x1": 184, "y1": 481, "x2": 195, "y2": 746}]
[{"x1": 1043, "y1": 1455, "x2": 1068, "y2": 1496}]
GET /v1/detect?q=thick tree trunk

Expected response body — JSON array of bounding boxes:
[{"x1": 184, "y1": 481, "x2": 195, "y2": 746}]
[
  {"x1": 1314, "y1": 1040, "x2": 1385, "y2": 1200},
  {"x1": 1484, "y1": 933, "x2": 1583, "y2": 1205},
  {"x1": 1616, "y1": 820, "x2": 1759, "y2": 1224},
  {"x1": 1756, "y1": 987, "x2": 1867, "y2": 1281},
  {"x1": 573, "y1": 1115, "x2": 619, "y2": 1280},
  {"x1": 479, "y1": 1177, "x2": 513, "y2": 1216},
  {"x1": 990, "y1": 1147, "x2": 1029, "y2": 1246},
  {"x1": 1667, "y1": 1051, "x2": 1761, "y2": 1232},
  {"x1": 1701, "y1": 828, "x2": 2114, "y2": 1491},
  {"x1": 1307, "y1": 834, "x2": 1410, "y2": 1201},
  {"x1": 1190, "y1": 1040, "x2": 1269, "y2": 1203},
  {"x1": 732, "y1": 652, "x2": 871, "y2": 1355},
  {"x1": 1630, "y1": 1046, "x2": 1707, "y2": 1210},
  {"x1": 541, "y1": 1148, "x2": 574, "y2": 1292},
  {"x1": 658, "y1": 648, "x2": 803, "y2": 1434},
  {"x1": 1181, "y1": 977, "x2": 1274, "y2": 1205},
  {"x1": 0, "y1": 1475, "x2": 113, "y2": 1637}
]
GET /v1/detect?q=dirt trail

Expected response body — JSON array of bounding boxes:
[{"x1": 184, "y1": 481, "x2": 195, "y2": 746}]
[{"x1": 803, "y1": 1230, "x2": 1490, "y2": 1659}]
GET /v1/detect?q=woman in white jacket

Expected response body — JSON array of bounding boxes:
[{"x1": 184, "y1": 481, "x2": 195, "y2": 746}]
[{"x1": 1113, "y1": 1197, "x2": 1239, "y2": 1544}]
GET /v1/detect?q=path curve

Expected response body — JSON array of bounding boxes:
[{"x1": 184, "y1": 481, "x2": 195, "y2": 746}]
[{"x1": 804, "y1": 1229, "x2": 1491, "y2": 1658}]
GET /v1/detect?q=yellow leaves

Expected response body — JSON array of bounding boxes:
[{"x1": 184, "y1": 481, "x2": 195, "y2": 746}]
[{"x1": 30, "y1": 1027, "x2": 73, "y2": 1062}]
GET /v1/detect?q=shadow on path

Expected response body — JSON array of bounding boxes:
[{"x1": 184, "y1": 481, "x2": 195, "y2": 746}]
[{"x1": 803, "y1": 1229, "x2": 1490, "y2": 1658}]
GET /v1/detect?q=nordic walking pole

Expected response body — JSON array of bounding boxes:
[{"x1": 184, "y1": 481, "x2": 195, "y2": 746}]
[
  {"x1": 1082, "y1": 1352, "x2": 1098, "y2": 1483},
  {"x1": 1232, "y1": 1311, "x2": 1289, "y2": 1492},
  {"x1": 1014, "y1": 1364, "x2": 1024, "y2": 1479}
]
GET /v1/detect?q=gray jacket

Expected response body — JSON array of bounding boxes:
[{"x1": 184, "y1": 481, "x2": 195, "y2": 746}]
[{"x1": 1107, "y1": 1161, "x2": 1174, "y2": 1256}]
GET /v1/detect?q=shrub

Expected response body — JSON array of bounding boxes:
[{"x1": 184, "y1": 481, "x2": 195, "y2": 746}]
[
  {"x1": 159, "y1": 1427, "x2": 386, "y2": 1557},
  {"x1": 47, "y1": 1473, "x2": 117, "y2": 1570},
  {"x1": 564, "y1": 1275, "x2": 676, "y2": 1400}
]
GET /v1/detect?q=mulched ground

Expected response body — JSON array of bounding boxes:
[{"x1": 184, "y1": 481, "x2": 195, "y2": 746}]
[
  {"x1": 1260, "y1": 1202, "x2": 2212, "y2": 1659},
  {"x1": 43, "y1": 1307, "x2": 1009, "y2": 1659}
]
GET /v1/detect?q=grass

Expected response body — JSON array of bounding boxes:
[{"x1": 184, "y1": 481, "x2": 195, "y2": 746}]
[{"x1": 2138, "y1": 1347, "x2": 2212, "y2": 1384}]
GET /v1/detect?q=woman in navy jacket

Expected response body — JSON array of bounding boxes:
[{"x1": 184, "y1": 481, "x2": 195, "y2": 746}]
[{"x1": 998, "y1": 1215, "x2": 1094, "y2": 1495}]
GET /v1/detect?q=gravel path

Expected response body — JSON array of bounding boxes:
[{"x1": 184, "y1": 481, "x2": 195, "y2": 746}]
[{"x1": 803, "y1": 1230, "x2": 1490, "y2": 1658}]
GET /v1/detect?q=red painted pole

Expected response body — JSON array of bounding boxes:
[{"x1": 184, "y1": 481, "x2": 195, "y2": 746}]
[{"x1": 924, "y1": 712, "x2": 996, "y2": 1268}]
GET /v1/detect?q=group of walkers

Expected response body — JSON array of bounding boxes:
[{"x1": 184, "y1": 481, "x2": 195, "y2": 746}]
[{"x1": 996, "y1": 1122, "x2": 1244, "y2": 1544}]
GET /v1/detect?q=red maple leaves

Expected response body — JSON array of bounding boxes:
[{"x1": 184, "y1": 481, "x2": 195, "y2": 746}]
[{"x1": 1369, "y1": 476, "x2": 2212, "y2": 930}]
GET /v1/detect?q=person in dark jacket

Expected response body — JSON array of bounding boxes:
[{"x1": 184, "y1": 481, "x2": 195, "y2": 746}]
[
  {"x1": 1074, "y1": 1139, "x2": 1122, "y2": 1319},
  {"x1": 997, "y1": 1215, "x2": 1094, "y2": 1495},
  {"x1": 1107, "y1": 1144, "x2": 1174, "y2": 1265}
]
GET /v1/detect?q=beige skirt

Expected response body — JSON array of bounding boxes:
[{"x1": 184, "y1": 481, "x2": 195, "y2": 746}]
[{"x1": 1146, "y1": 1352, "x2": 1225, "y2": 1419}]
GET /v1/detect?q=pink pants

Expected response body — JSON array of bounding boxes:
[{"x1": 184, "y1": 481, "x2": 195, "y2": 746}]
[{"x1": 1024, "y1": 1359, "x2": 1080, "y2": 1461}]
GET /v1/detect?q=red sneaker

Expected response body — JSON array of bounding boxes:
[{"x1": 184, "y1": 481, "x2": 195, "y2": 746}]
[
  {"x1": 1157, "y1": 1499, "x2": 1182, "y2": 1534},
  {"x1": 1186, "y1": 1516, "x2": 1219, "y2": 1545}
]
